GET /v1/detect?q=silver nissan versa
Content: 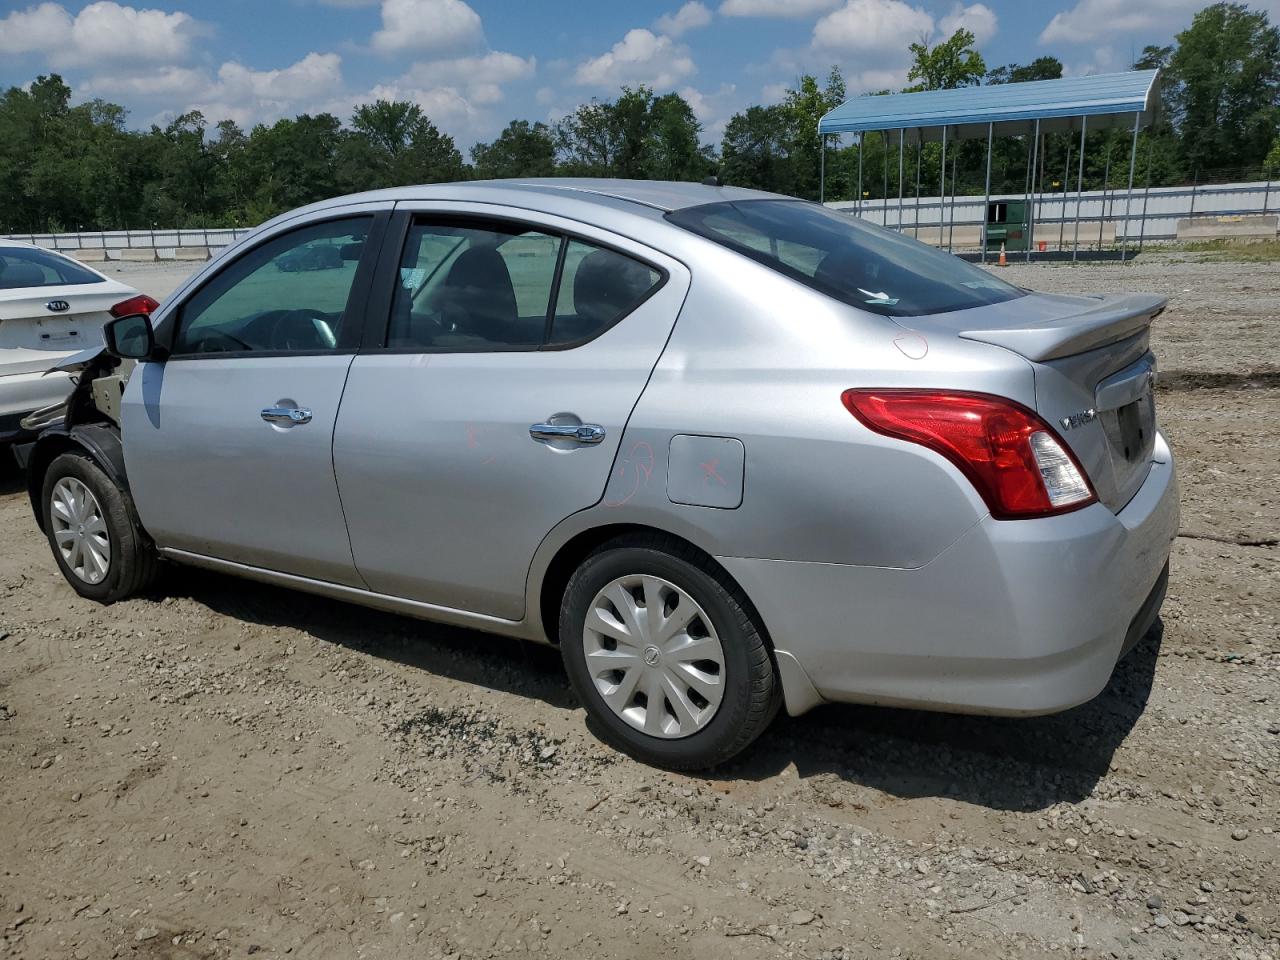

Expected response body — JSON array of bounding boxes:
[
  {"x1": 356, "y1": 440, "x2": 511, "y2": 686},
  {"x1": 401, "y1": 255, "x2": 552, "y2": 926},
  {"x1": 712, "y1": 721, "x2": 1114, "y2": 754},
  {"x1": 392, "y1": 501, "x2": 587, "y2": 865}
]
[{"x1": 18, "y1": 179, "x2": 1178, "y2": 769}]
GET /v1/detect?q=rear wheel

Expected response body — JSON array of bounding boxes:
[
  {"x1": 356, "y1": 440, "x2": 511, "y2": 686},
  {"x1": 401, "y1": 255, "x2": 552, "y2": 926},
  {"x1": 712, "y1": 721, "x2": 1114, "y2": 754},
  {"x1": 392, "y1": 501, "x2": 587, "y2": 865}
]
[
  {"x1": 42, "y1": 451, "x2": 158, "y2": 603},
  {"x1": 560, "y1": 535, "x2": 780, "y2": 769}
]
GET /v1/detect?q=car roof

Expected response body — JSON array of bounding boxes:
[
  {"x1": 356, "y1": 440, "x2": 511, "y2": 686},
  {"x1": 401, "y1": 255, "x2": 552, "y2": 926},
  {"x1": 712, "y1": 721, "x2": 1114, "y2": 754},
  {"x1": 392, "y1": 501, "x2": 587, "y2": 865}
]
[{"x1": 273, "y1": 178, "x2": 784, "y2": 221}]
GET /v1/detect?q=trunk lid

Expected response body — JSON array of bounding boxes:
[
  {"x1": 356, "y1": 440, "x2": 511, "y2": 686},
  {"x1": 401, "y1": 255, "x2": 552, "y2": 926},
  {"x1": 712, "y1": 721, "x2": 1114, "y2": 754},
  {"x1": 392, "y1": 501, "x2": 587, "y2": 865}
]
[
  {"x1": 903, "y1": 292, "x2": 1166, "y2": 513},
  {"x1": 0, "y1": 284, "x2": 127, "y2": 377}
]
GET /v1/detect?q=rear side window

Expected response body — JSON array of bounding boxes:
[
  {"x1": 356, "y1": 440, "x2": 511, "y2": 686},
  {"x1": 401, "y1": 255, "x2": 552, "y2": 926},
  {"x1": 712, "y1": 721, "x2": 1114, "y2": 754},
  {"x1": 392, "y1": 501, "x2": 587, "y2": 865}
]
[
  {"x1": 0, "y1": 247, "x2": 102, "y2": 289},
  {"x1": 666, "y1": 199, "x2": 1024, "y2": 318},
  {"x1": 387, "y1": 219, "x2": 663, "y2": 351},
  {"x1": 550, "y1": 241, "x2": 662, "y2": 346}
]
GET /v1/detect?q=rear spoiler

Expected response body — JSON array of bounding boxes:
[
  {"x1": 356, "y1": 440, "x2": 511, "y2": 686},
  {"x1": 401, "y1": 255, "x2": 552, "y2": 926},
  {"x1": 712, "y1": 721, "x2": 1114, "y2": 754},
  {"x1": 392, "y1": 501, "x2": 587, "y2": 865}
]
[{"x1": 958, "y1": 294, "x2": 1167, "y2": 362}]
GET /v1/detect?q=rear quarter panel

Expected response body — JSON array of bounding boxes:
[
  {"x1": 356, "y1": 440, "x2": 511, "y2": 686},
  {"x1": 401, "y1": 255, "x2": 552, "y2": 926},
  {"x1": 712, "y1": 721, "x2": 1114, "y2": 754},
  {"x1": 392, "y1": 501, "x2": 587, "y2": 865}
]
[{"x1": 555, "y1": 242, "x2": 1039, "y2": 570}]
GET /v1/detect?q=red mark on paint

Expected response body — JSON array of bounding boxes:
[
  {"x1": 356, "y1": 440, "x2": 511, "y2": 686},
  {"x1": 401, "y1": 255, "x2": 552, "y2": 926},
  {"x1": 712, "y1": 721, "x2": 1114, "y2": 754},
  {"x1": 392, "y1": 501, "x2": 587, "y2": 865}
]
[
  {"x1": 700, "y1": 458, "x2": 727, "y2": 486},
  {"x1": 604, "y1": 441, "x2": 655, "y2": 507}
]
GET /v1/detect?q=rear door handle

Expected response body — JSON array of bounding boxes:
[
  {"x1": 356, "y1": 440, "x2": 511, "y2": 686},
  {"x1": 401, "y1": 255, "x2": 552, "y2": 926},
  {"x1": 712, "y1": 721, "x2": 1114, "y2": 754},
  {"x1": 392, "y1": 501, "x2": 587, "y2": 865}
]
[
  {"x1": 261, "y1": 406, "x2": 313, "y2": 427},
  {"x1": 529, "y1": 422, "x2": 606, "y2": 445}
]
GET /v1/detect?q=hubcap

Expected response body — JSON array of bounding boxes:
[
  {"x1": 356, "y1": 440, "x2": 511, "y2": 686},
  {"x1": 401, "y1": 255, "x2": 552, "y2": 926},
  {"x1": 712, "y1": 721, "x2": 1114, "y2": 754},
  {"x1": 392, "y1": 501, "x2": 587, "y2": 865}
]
[
  {"x1": 582, "y1": 574, "x2": 725, "y2": 739},
  {"x1": 50, "y1": 477, "x2": 111, "y2": 585}
]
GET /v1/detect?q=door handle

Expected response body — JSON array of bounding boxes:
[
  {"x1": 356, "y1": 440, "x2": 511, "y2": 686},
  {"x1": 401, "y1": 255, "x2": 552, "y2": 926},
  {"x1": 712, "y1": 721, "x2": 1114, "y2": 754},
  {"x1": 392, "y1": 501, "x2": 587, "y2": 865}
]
[
  {"x1": 529, "y1": 422, "x2": 606, "y2": 445},
  {"x1": 261, "y1": 406, "x2": 313, "y2": 426}
]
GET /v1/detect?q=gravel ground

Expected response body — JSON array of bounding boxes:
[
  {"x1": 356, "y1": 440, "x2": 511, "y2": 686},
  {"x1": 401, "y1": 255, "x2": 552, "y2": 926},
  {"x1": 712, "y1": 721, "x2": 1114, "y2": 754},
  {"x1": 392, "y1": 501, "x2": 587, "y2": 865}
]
[{"x1": 1, "y1": 251, "x2": 1277, "y2": 960}]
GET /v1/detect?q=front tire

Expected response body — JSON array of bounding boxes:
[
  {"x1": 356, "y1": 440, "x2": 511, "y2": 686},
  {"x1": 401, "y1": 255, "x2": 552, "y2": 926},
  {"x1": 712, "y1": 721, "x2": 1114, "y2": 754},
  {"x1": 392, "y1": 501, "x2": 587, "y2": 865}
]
[
  {"x1": 42, "y1": 451, "x2": 158, "y2": 603},
  {"x1": 560, "y1": 535, "x2": 780, "y2": 769}
]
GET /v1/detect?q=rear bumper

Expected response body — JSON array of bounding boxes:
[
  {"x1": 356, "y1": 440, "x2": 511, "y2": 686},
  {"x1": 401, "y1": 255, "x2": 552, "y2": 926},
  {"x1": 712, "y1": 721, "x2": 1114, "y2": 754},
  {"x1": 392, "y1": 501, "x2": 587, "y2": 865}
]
[
  {"x1": 720, "y1": 432, "x2": 1179, "y2": 717},
  {"x1": 0, "y1": 369, "x2": 74, "y2": 436}
]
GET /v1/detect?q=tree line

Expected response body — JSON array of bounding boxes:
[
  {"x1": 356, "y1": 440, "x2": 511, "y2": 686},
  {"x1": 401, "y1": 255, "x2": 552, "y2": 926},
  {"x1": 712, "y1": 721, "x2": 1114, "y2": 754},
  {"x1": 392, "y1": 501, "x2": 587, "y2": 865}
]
[{"x1": 0, "y1": 1, "x2": 1276, "y2": 233}]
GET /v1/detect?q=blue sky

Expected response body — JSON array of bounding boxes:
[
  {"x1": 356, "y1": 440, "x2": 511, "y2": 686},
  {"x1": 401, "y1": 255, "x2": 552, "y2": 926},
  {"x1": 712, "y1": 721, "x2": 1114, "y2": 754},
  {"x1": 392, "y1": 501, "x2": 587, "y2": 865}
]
[{"x1": 2, "y1": 0, "x2": 1278, "y2": 151}]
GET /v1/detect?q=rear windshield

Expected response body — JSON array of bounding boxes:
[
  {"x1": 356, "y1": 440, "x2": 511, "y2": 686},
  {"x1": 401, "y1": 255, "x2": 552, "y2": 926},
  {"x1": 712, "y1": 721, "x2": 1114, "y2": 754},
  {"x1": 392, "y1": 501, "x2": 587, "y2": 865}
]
[
  {"x1": 666, "y1": 199, "x2": 1024, "y2": 318},
  {"x1": 0, "y1": 246, "x2": 102, "y2": 289}
]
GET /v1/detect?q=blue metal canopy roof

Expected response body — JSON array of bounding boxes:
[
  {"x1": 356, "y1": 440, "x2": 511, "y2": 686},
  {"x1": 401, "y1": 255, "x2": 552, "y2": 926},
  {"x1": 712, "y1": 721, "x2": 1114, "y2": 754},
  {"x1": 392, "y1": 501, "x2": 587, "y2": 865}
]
[{"x1": 819, "y1": 70, "x2": 1159, "y2": 139}]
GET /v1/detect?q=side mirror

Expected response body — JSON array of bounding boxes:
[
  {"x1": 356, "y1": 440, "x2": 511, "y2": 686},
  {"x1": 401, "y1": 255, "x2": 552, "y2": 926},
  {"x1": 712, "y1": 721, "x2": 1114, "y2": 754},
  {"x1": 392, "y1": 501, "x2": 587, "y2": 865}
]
[{"x1": 103, "y1": 313, "x2": 158, "y2": 361}]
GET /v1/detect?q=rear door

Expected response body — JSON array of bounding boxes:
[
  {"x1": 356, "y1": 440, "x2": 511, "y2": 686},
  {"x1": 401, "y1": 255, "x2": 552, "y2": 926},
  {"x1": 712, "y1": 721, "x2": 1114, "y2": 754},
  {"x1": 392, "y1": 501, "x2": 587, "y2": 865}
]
[
  {"x1": 122, "y1": 210, "x2": 387, "y2": 586},
  {"x1": 332, "y1": 205, "x2": 689, "y2": 620}
]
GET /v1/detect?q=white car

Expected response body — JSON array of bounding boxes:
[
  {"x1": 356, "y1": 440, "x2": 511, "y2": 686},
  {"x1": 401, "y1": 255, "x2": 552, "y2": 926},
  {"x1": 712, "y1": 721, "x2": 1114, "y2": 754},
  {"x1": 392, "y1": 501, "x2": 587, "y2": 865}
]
[{"x1": 0, "y1": 239, "x2": 157, "y2": 441}]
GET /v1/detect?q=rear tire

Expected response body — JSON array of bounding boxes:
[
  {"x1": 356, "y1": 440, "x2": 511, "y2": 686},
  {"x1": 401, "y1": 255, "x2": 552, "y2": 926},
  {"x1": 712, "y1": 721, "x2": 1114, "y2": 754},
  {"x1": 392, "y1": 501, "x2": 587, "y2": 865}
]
[
  {"x1": 42, "y1": 451, "x2": 158, "y2": 603},
  {"x1": 560, "y1": 534, "x2": 780, "y2": 769}
]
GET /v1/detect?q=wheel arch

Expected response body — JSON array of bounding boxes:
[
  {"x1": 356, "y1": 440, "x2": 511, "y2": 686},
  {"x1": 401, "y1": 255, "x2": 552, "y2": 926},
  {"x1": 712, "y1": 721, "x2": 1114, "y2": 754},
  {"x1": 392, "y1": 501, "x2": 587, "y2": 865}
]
[
  {"x1": 25, "y1": 424, "x2": 130, "y2": 532},
  {"x1": 533, "y1": 520, "x2": 774, "y2": 655}
]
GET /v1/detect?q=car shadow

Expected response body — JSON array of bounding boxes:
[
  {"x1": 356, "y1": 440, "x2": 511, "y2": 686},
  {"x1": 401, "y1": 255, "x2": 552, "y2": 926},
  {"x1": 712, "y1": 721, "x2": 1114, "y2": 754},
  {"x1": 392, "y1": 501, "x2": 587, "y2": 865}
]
[
  {"x1": 160, "y1": 566, "x2": 578, "y2": 711},
  {"x1": 163, "y1": 564, "x2": 1160, "y2": 813},
  {"x1": 716, "y1": 622, "x2": 1164, "y2": 812},
  {"x1": 0, "y1": 448, "x2": 28, "y2": 495}
]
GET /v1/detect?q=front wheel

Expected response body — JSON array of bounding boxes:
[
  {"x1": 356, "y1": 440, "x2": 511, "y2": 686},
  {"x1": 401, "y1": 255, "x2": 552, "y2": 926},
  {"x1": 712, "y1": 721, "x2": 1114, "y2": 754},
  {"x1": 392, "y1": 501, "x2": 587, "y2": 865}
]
[
  {"x1": 42, "y1": 451, "x2": 158, "y2": 603},
  {"x1": 559, "y1": 535, "x2": 780, "y2": 769}
]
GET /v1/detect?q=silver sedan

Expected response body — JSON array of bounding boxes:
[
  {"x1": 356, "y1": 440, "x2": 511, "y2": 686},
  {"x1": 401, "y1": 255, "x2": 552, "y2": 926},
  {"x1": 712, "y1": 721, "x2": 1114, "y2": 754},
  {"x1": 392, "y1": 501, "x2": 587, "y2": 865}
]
[{"x1": 19, "y1": 180, "x2": 1178, "y2": 769}]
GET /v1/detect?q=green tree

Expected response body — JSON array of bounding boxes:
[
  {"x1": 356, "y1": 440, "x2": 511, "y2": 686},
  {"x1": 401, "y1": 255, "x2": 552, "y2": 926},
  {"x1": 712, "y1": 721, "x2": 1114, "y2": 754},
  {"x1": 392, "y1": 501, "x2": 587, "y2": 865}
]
[
  {"x1": 907, "y1": 28, "x2": 986, "y2": 91},
  {"x1": 986, "y1": 56, "x2": 1062, "y2": 85},
  {"x1": 471, "y1": 119, "x2": 557, "y2": 179},
  {"x1": 783, "y1": 67, "x2": 846, "y2": 200},
  {"x1": 554, "y1": 87, "x2": 709, "y2": 180},
  {"x1": 1166, "y1": 2, "x2": 1280, "y2": 177},
  {"x1": 719, "y1": 104, "x2": 794, "y2": 193}
]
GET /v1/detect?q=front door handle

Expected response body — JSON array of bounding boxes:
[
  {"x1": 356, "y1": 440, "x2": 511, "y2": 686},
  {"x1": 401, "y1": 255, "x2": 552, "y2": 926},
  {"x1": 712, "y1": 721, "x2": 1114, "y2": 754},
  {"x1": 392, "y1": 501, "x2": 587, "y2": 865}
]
[
  {"x1": 261, "y1": 406, "x2": 313, "y2": 427},
  {"x1": 530, "y1": 422, "x2": 606, "y2": 445}
]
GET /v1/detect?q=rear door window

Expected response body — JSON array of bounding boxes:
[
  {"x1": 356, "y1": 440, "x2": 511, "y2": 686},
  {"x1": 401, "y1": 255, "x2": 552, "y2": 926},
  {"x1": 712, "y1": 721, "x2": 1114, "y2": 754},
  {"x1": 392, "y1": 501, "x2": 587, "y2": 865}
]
[
  {"x1": 386, "y1": 219, "x2": 663, "y2": 351},
  {"x1": 549, "y1": 241, "x2": 663, "y2": 346},
  {"x1": 667, "y1": 199, "x2": 1024, "y2": 317}
]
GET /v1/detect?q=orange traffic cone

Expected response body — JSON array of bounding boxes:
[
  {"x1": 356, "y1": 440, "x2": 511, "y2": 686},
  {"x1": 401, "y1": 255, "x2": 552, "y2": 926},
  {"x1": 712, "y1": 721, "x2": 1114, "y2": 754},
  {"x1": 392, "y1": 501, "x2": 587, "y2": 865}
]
[{"x1": 997, "y1": 242, "x2": 1007, "y2": 267}]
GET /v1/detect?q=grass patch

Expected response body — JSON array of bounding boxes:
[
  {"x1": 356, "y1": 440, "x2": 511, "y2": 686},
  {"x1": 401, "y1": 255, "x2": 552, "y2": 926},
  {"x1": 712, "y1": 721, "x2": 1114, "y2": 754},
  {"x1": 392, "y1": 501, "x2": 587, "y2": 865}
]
[{"x1": 1164, "y1": 238, "x2": 1280, "y2": 262}]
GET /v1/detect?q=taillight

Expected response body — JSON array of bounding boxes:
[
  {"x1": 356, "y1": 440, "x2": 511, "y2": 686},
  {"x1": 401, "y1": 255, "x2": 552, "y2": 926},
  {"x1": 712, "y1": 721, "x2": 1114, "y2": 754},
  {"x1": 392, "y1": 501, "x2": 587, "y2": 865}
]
[
  {"x1": 841, "y1": 389, "x2": 1096, "y2": 519},
  {"x1": 109, "y1": 294, "x2": 160, "y2": 318}
]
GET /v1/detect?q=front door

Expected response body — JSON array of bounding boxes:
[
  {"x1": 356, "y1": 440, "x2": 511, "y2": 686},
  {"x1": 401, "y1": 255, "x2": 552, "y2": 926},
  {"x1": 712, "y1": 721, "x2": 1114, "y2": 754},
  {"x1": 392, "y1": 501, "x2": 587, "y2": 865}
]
[
  {"x1": 122, "y1": 214, "x2": 381, "y2": 586},
  {"x1": 333, "y1": 209, "x2": 690, "y2": 620}
]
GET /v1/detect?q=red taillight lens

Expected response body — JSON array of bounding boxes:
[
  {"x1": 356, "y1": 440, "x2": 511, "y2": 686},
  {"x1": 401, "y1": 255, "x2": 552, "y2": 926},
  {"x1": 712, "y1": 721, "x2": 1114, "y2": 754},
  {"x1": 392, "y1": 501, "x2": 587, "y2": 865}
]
[
  {"x1": 109, "y1": 294, "x2": 160, "y2": 318},
  {"x1": 842, "y1": 389, "x2": 1097, "y2": 519}
]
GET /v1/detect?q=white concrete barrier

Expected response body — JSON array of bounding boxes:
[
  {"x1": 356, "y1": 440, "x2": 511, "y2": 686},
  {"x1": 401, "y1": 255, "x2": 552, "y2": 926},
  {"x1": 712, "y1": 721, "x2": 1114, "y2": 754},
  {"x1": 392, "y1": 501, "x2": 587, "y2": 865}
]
[
  {"x1": 69, "y1": 248, "x2": 107, "y2": 262},
  {"x1": 173, "y1": 246, "x2": 211, "y2": 261},
  {"x1": 1176, "y1": 215, "x2": 1277, "y2": 240},
  {"x1": 110, "y1": 248, "x2": 157, "y2": 262}
]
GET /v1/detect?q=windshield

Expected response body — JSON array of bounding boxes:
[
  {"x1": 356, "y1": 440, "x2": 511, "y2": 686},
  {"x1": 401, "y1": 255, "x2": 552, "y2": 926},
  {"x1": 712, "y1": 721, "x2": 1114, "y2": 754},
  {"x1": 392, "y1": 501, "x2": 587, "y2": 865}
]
[
  {"x1": 0, "y1": 245, "x2": 103, "y2": 289},
  {"x1": 666, "y1": 199, "x2": 1024, "y2": 318}
]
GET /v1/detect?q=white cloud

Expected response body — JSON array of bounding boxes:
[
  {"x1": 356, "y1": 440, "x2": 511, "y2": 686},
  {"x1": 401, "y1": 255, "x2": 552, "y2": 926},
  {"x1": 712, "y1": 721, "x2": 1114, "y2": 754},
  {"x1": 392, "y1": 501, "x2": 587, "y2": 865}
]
[
  {"x1": 395, "y1": 51, "x2": 536, "y2": 105},
  {"x1": 371, "y1": 0, "x2": 484, "y2": 54},
  {"x1": 1037, "y1": 0, "x2": 1280, "y2": 45},
  {"x1": 757, "y1": 0, "x2": 999, "y2": 99},
  {"x1": 573, "y1": 28, "x2": 696, "y2": 89},
  {"x1": 655, "y1": 1, "x2": 712, "y2": 36},
  {"x1": 178, "y1": 53, "x2": 346, "y2": 128},
  {"x1": 939, "y1": 2, "x2": 997, "y2": 44},
  {"x1": 0, "y1": 1, "x2": 202, "y2": 68},
  {"x1": 812, "y1": 0, "x2": 932, "y2": 53},
  {"x1": 82, "y1": 65, "x2": 209, "y2": 99},
  {"x1": 719, "y1": 0, "x2": 840, "y2": 17},
  {"x1": 678, "y1": 82, "x2": 739, "y2": 141}
]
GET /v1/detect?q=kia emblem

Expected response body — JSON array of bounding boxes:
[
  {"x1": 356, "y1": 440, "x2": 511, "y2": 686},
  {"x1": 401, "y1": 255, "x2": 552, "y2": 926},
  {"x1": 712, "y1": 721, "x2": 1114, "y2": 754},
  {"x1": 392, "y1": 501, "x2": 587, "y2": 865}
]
[{"x1": 45, "y1": 300, "x2": 70, "y2": 313}]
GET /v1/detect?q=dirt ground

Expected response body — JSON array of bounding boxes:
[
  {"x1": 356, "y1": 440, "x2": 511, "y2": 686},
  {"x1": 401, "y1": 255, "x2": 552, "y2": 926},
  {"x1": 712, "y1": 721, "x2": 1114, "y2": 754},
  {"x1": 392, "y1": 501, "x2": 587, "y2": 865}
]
[{"x1": 1, "y1": 251, "x2": 1277, "y2": 960}]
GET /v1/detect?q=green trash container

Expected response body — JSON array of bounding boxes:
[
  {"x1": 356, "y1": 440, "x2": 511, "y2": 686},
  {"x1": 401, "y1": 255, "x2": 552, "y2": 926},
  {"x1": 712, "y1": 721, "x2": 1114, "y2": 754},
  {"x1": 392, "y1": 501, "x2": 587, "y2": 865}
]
[{"x1": 985, "y1": 200, "x2": 1029, "y2": 253}]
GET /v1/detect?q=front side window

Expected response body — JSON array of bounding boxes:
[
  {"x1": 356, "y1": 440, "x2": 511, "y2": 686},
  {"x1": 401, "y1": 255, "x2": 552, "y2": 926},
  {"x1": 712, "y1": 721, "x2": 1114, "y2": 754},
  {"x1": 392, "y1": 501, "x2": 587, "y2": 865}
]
[
  {"x1": 173, "y1": 217, "x2": 371, "y2": 355},
  {"x1": 0, "y1": 246, "x2": 103, "y2": 289},
  {"x1": 666, "y1": 199, "x2": 1024, "y2": 318},
  {"x1": 388, "y1": 219, "x2": 663, "y2": 351}
]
